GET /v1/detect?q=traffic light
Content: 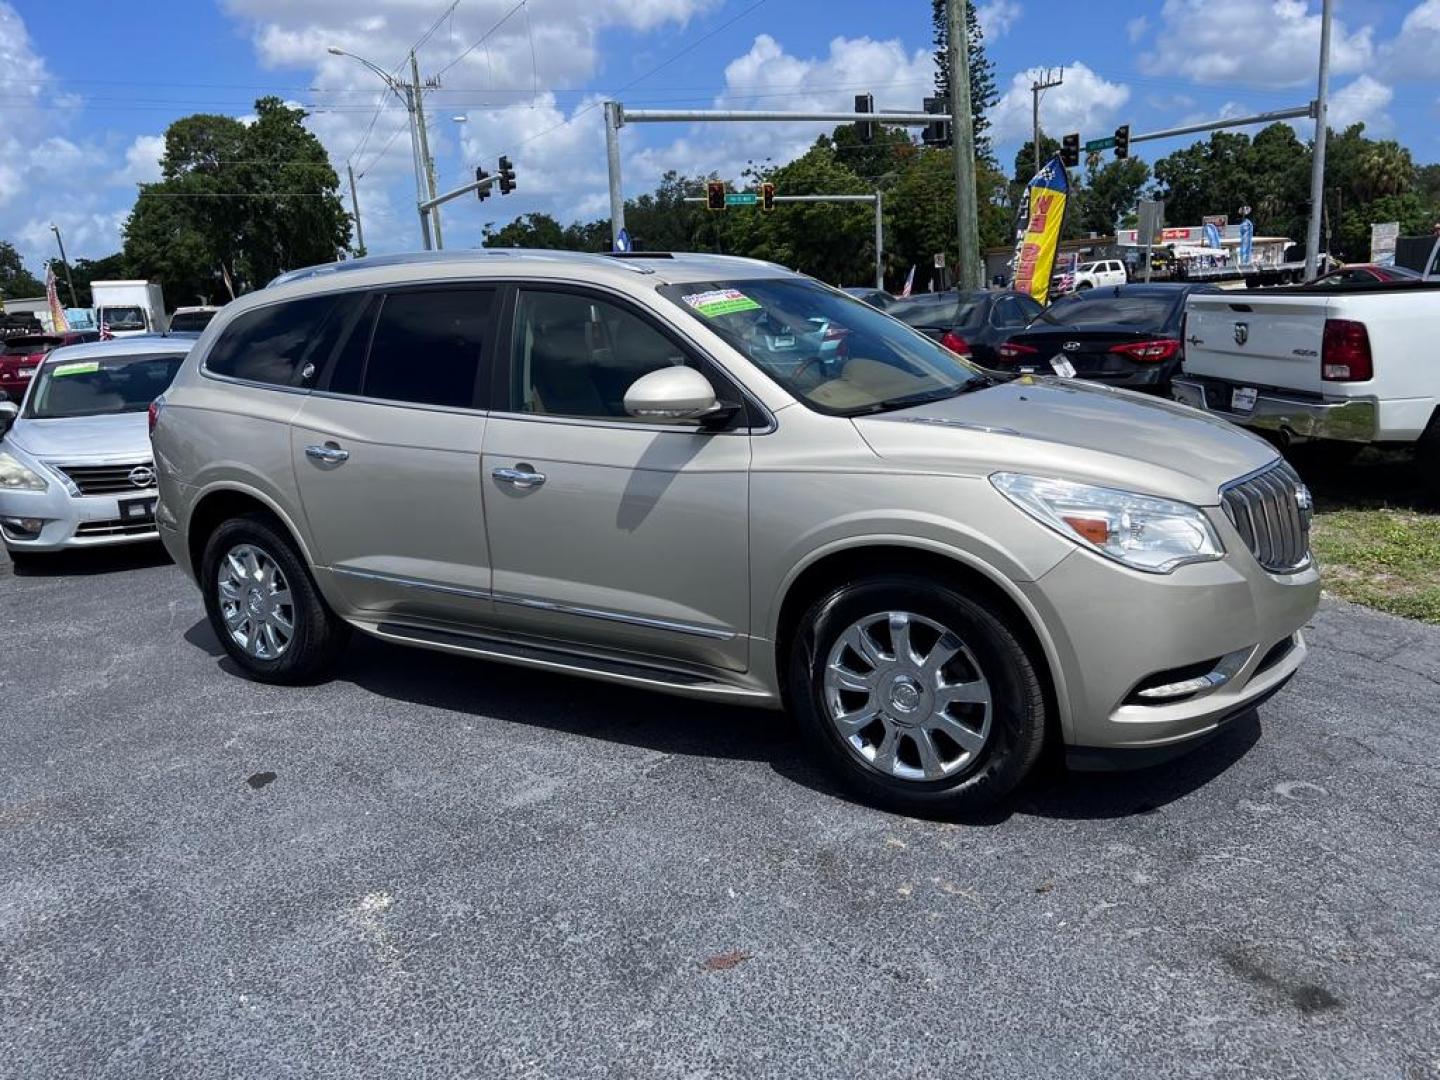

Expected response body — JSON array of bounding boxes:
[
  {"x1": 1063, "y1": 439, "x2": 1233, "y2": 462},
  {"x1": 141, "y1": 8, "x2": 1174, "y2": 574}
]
[
  {"x1": 706, "y1": 180, "x2": 726, "y2": 211},
  {"x1": 1113, "y1": 125, "x2": 1130, "y2": 160},
  {"x1": 1061, "y1": 133, "x2": 1080, "y2": 168},
  {"x1": 475, "y1": 167, "x2": 491, "y2": 201},
  {"x1": 854, "y1": 93, "x2": 874, "y2": 145},
  {"x1": 922, "y1": 96, "x2": 951, "y2": 148},
  {"x1": 497, "y1": 155, "x2": 516, "y2": 195},
  {"x1": 760, "y1": 182, "x2": 775, "y2": 212}
]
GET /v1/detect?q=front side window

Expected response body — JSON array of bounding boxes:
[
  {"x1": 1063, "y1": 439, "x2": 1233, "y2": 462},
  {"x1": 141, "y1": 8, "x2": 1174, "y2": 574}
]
[
  {"x1": 508, "y1": 289, "x2": 696, "y2": 420},
  {"x1": 659, "y1": 278, "x2": 988, "y2": 417},
  {"x1": 360, "y1": 288, "x2": 493, "y2": 408},
  {"x1": 25, "y1": 352, "x2": 185, "y2": 419},
  {"x1": 206, "y1": 296, "x2": 340, "y2": 386}
]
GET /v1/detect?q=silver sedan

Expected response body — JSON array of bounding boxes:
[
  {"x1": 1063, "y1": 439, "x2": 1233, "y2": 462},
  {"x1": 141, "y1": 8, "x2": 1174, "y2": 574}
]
[{"x1": 0, "y1": 337, "x2": 191, "y2": 563}]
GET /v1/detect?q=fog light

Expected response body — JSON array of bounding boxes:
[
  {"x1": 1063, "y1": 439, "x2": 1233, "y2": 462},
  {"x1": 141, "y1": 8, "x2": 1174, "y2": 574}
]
[
  {"x1": 0, "y1": 516, "x2": 46, "y2": 539},
  {"x1": 1135, "y1": 671, "x2": 1228, "y2": 700}
]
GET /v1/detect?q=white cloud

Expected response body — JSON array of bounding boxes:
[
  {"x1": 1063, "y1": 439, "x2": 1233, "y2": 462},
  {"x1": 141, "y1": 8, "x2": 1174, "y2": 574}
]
[
  {"x1": 1382, "y1": 0, "x2": 1440, "y2": 78},
  {"x1": 987, "y1": 62, "x2": 1130, "y2": 146},
  {"x1": 976, "y1": 1, "x2": 1022, "y2": 39},
  {"x1": 1126, "y1": 16, "x2": 1148, "y2": 44},
  {"x1": 110, "y1": 134, "x2": 166, "y2": 187},
  {"x1": 1140, "y1": 0, "x2": 1374, "y2": 88},
  {"x1": 1327, "y1": 74, "x2": 1394, "y2": 134}
]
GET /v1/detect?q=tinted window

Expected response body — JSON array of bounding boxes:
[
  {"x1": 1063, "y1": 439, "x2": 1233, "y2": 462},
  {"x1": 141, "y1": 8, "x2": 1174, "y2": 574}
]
[
  {"x1": 169, "y1": 310, "x2": 216, "y2": 332},
  {"x1": 25, "y1": 352, "x2": 185, "y2": 419},
  {"x1": 363, "y1": 289, "x2": 492, "y2": 408},
  {"x1": 991, "y1": 296, "x2": 1036, "y2": 328},
  {"x1": 509, "y1": 290, "x2": 696, "y2": 420},
  {"x1": 206, "y1": 296, "x2": 339, "y2": 386},
  {"x1": 890, "y1": 296, "x2": 986, "y2": 329},
  {"x1": 1039, "y1": 294, "x2": 1179, "y2": 329}
]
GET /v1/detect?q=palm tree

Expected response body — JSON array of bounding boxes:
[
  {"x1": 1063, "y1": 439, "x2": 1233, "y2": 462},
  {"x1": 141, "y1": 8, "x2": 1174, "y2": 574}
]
[{"x1": 1356, "y1": 142, "x2": 1415, "y2": 200}]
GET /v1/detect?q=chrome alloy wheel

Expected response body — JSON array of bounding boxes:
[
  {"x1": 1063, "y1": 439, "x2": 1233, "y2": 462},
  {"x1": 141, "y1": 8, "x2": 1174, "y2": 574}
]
[
  {"x1": 822, "y1": 611, "x2": 992, "y2": 782},
  {"x1": 216, "y1": 543, "x2": 295, "y2": 660}
]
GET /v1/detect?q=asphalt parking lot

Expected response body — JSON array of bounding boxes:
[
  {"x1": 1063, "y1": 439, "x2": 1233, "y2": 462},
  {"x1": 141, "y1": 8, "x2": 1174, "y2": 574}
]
[{"x1": 2, "y1": 545, "x2": 1438, "y2": 1079}]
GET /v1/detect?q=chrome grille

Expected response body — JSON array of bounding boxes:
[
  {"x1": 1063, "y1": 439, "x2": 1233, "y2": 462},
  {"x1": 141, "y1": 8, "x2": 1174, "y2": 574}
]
[
  {"x1": 55, "y1": 462, "x2": 153, "y2": 495},
  {"x1": 1221, "y1": 461, "x2": 1312, "y2": 573}
]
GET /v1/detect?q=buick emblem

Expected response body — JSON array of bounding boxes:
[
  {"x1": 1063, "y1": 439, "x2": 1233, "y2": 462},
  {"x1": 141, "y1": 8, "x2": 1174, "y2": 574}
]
[
  {"x1": 1061, "y1": 341, "x2": 1081, "y2": 351},
  {"x1": 1234, "y1": 322, "x2": 1249, "y2": 345},
  {"x1": 128, "y1": 465, "x2": 155, "y2": 488}
]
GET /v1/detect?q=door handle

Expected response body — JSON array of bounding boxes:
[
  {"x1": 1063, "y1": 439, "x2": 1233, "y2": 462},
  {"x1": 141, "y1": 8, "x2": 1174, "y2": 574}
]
[
  {"x1": 492, "y1": 465, "x2": 546, "y2": 490},
  {"x1": 305, "y1": 443, "x2": 350, "y2": 464}
]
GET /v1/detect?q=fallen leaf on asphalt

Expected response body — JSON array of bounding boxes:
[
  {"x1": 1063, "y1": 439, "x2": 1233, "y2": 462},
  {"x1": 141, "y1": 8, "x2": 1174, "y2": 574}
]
[
  {"x1": 703, "y1": 949, "x2": 750, "y2": 971},
  {"x1": 1036, "y1": 881, "x2": 1055, "y2": 894}
]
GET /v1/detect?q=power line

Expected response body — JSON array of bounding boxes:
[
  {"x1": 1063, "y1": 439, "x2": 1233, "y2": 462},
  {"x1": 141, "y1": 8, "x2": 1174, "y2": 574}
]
[{"x1": 435, "y1": 0, "x2": 527, "y2": 78}]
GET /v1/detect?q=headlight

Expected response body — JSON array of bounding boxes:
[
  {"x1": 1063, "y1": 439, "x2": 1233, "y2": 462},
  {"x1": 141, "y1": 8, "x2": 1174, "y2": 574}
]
[
  {"x1": 0, "y1": 451, "x2": 47, "y2": 492},
  {"x1": 991, "y1": 473, "x2": 1222, "y2": 574}
]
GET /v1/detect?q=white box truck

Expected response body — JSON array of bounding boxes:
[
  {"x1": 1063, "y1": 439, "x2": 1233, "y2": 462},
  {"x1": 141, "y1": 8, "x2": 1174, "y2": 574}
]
[{"x1": 91, "y1": 280, "x2": 167, "y2": 337}]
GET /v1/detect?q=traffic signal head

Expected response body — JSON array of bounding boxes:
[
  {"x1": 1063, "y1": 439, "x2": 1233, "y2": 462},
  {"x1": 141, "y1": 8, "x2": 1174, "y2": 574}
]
[
  {"x1": 1061, "y1": 133, "x2": 1080, "y2": 168},
  {"x1": 498, "y1": 155, "x2": 515, "y2": 195},
  {"x1": 854, "y1": 93, "x2": 874, "y2": 145},
  {"x1": 706, "y1": 180, "x2": 726, "y2": 211},
  {"x1": 476, "y1": 167, "x2": 490, "y2": 200},
  {"x1": 1114, "y1": 124, "x2": 1130, "y2": 160},
  {"x1": 922, "y1": 96, "x2": 951, "y2": 148},
  {"x1": 760, "y1": 182, "x2": 775, "y2": 212}
]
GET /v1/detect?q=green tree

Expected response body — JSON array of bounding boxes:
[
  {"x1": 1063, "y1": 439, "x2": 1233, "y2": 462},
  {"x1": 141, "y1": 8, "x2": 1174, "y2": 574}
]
[
  {"x1": 46, "y1": 252, "x2": 126, "y2": 308},
  {"x1": 123, "y1": 98, "x2": 349, "y2": 303},
  {"x1": 482, "y1": 213, "x2": 569, "y2": 248},
  {"x1": 0, "y1": 241, "x2": 44, "y2": 299},
  {"x1": 931, "y1": 0, "x2": 998, "y2": 161},
  {"x1": 1080, "y1": 157, "x2": 1150, "y2": 235}
]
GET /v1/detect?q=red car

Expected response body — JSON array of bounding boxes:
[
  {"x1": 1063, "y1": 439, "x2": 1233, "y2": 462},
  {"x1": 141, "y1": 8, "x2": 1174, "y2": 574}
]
[
  {"x1": 1310, "y1": 263, "x2": 1421, "y2": 286},
  {"x1": 0, "y1": 331, "x2": 100, "y2": 401}
]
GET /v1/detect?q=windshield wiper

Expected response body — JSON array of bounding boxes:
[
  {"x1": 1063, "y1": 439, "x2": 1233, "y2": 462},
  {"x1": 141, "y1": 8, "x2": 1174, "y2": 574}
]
[{"x1": 858, "y1": 378, "x2": 992, "y2": 414}]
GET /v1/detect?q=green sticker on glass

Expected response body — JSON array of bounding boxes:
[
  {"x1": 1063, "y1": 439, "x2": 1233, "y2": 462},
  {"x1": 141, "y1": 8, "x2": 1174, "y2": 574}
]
[
  {"x1": 682, "y1": 288, "x2": 762, "y2": 318},
  {"x1": 53, "y1": 362, "x2": 100, "y2": 377}
]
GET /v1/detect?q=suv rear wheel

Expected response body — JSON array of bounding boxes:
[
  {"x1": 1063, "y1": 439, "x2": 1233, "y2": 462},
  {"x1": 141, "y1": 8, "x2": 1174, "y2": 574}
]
[
  {"x1": 201, "y1": 513, "x2": 348, "y2": 683},
  {"x1": 788, "y1": 574, "x2": 1047, "y2": 815}
]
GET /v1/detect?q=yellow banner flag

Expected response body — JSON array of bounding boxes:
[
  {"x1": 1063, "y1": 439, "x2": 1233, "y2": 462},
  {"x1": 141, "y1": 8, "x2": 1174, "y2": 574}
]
[{"x1": 1010, "y1": 155, "x2": 1071, "y2": 306}]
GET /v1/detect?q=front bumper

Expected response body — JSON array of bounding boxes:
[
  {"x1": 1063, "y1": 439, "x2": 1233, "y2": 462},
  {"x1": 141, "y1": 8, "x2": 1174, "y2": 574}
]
[
  {"x1": 1019, "y1": 521, "x2": 1320, "y2": 755},
  {"x1": 0, "y1": 482, "x2": 159, "y2": 552},
  {"x1": 1172, "y1": 376, "x2": 1378, "y2": 443}
]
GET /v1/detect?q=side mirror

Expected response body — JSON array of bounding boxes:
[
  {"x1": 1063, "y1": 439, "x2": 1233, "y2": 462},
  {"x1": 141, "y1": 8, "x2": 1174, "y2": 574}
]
[
  {"x1": 0, "y1": 400, "x2": 17, "y2": 437},
  {"x1": 623, "y1": 367, "x2": 731, "y2": 423}
]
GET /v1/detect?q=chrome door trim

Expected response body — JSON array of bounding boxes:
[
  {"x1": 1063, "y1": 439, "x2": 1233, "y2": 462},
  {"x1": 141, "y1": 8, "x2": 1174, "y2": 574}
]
[
  {"x1": 333, "y1": 566, "x2": 490, "y2": 600},
  {"x1": 492, "y1": 591, "x2": 737, "y2": 640}
]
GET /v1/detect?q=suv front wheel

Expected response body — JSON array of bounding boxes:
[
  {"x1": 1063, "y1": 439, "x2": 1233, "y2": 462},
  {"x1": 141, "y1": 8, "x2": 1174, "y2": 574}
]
[
  {"x1": 201, "y1": 513, "x2": 349, "y2": 683},
  {"x1": 789, "y1": 574, "x2": 1048, "y2": 816}
]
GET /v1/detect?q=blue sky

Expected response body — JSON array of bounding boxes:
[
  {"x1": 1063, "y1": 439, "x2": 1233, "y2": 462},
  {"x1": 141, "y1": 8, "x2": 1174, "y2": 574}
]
[{"x1": 4, "y1": 0, "x2": 1437, "y2": 269}]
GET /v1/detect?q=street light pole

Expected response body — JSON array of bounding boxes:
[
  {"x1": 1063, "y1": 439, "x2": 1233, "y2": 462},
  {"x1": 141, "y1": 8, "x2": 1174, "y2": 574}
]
[
  {"x1": 48, "y1": 224, "x2": 78, "y2": 308},
  {"x1": 347, "y1": 164, "x2": 365, "y2": 256},
  {"x1": 327, "y1": 46, "x2": 432, "y2": 250},
  {"x1": 1304, "y1": 0, "x2": 1332, "y2": 280},
  {"x1": 409, "y1": 50, "x2": 443, "y2": 250}
]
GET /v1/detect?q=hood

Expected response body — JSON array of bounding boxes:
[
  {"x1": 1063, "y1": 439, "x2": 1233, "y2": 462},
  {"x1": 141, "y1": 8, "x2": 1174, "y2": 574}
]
[
  {"x1": 6, "y1": 412, "x2": 151, "y2": 462},
  {"x1": 853, "y1": 377, "x2": 1278, "y2": 507}
]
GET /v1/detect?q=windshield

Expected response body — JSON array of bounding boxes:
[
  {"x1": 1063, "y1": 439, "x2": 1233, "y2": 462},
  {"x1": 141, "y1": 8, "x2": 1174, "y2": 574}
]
[
  {"x1": 169, "y1": 310, "x2": 215, "y2": 332},
  {"x1": 1038, "y1": 293, "x2": 1179, "y2": 329},
  {"x1": 100, "y1": 306, "x2": 146, "y2": 332},
  {"x1": 2, "y1": 336, "x2": 61, "y2": 355},
  {"x1": 1076, "y1": 262, "x2": 1096, "y2": 273},
  {"x1": 658, "y1": 278, "x2": 989, "y2": 416},
  {"x1": 24, "y1": 352, "x2": 184, "y2": 419}
]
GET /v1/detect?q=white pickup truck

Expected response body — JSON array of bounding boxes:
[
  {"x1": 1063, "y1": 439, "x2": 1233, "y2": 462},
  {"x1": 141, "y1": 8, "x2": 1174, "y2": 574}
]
[{"x1": 1171, "y1": 236, "x2": 1440, "y2": 493}]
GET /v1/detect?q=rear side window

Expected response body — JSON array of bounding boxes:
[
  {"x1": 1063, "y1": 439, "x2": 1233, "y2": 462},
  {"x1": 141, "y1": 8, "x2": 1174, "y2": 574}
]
[
  {"x1": 205, "y1": 296, "x2": 339, "y2": 386},
  {"x1": 361, "y1": 288, "x2": 494, "y2": 408}
]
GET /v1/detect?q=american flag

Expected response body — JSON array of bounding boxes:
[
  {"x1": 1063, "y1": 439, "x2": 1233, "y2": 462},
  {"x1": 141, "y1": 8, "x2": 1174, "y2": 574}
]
[
  {"x1": 99, "y1": 321, "x2": 113, "y2": 341},
  {"x1": 899, "y1": 265, "x2": 915, "y2": 298}
]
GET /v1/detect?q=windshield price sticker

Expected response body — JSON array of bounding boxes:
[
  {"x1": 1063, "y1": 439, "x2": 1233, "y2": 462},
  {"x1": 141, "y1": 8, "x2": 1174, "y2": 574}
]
[
  {"x1": 1048, "y1": 354, "x2": 1077, "y2": 379},
  {"x1": 52, "y1": 362, "x2": 100, "y2": 378},
  {"x1": 682, "y1": 289, "x2": 762, "y2": 318}
]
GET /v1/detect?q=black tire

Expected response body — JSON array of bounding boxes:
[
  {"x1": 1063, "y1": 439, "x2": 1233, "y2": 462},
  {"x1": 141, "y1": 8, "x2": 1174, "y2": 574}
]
[
  {"x1": 1286, "y1": 439, "x2": 1363, "y2": 474},
  {"x1": 200, "y1": 512, "x2": 348, "y2": 684},
  {"x1": 1076, "y1": 281, "x2": 1093, "y2": 291},
  {"x1": 787, "y1": 574, "x2": 1048, "y2": 816},
  {"x1": 1418, "y1": 428, "x2": 1440, "y2": 505}
]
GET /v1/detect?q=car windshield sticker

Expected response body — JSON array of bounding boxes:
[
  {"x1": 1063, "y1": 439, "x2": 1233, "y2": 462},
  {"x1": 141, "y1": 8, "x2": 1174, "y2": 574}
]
[
  {"x1": 52, "y1": 361, "x2": 100, "y2": 377},
  {"x1": 682, "y1": 289, "x2": 762, "y2": 318}
]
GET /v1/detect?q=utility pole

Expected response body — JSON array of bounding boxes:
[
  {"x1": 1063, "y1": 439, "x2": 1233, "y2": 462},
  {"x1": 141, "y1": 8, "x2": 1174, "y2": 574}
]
[
  {"x1": 1031, "y1": 68, "x2": 1064, "y2": 175},
  {"x1": 347, "y1": 164, "x2": 366, "y2": 256},
  {"x1": 1304, "y1": 0, "x2": 1332, "y2": 280},
  {"x1": 48, "y1": 224, "x2": 78, "y2": 308},
  {"x1": 410, "y1": 50, "x2": 443, "y2": 250},
  {"x1": 604, "y1": 102, "x2": 627, "y2": 249},
  {"x1": 947, "y1": 0, "x2": 982, "y2": 289}
]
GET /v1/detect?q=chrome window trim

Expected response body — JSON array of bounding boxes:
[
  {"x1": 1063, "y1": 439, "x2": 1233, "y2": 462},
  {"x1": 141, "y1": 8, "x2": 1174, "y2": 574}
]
[
  {"x1": 330, "y1": 567, "x2": 735, "y2": 640},
  {"x1": 306, "y1": 388, "x2": 491, "y2": 419},
  {"x1": 481, "y1": 407, "x2": 769, "y2": 437}
]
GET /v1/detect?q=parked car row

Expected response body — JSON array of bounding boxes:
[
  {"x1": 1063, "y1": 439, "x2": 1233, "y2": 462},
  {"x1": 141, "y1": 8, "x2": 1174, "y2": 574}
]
[{"x1": 4, "y1": 251, "x2": 1326, "y2": 819}]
